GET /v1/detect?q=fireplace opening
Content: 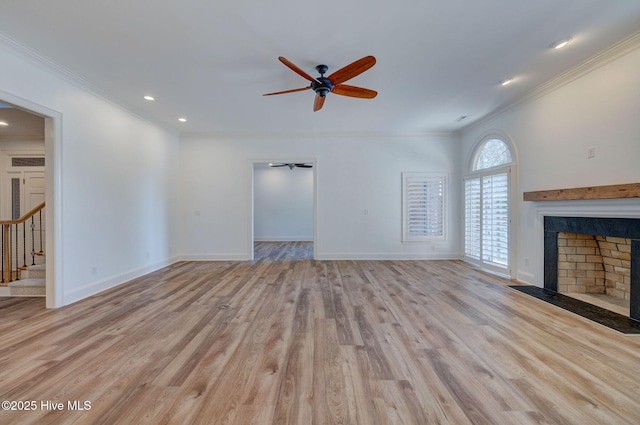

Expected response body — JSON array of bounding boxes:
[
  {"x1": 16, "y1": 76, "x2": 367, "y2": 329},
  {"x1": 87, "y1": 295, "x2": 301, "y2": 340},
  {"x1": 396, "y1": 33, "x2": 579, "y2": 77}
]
[
  {"x1": 557, "y1": 232, "x2": 631, "y2": 316},
  {"x1": 544, "y1": 216, "x2": 640, "y2": 322}
]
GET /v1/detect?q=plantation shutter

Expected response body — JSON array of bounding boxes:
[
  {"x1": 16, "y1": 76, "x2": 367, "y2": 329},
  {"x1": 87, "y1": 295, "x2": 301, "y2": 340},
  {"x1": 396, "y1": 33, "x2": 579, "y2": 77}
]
[
  {"x1": 481, "y1": 173, "x2": 509, "y2": 268},
  {"x1": 463, "y1": 169, "x2": 510, "y2": 272},
  {"x1": 464, "y1": 178, "x2": 481, "y2": 259},
  {"x1": 403, "y1": 173, "x2": 445, "y2": 241}
]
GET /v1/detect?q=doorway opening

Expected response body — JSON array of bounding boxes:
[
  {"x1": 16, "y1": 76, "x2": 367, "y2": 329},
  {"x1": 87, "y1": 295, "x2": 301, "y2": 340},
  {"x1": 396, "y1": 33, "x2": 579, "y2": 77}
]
[
  {"x1": 250, "y1": 160, "x2": 317, "y2": 260},
  {"x1": 0, "y1": 90, "x2": 61, "y2": 308}
]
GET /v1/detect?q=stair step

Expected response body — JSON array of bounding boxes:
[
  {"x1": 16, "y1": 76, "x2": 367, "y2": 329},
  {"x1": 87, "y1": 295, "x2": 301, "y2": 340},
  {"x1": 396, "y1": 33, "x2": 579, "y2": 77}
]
[
  {"x1": 21, "y1": 264, "x2": 46, "y2": 279},
  {"x1": 8, "y1": 278, "x2": 45, "y2": 297}
]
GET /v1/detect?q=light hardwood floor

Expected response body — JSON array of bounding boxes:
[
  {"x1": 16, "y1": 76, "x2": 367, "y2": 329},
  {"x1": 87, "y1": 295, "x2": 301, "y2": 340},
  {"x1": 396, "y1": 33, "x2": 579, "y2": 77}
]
[{"x1": 1, "y1": 241, "x2": 640, "y2": 424}]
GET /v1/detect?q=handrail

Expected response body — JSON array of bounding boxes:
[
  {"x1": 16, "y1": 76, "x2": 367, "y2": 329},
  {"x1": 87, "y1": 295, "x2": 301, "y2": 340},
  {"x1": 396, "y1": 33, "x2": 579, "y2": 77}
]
[
  {"x1": 0, "y1": 202, "x2": 46, "y2": 226},
  {"x1": 1, "y1": 201, "x2": 46, "y2": 283}
]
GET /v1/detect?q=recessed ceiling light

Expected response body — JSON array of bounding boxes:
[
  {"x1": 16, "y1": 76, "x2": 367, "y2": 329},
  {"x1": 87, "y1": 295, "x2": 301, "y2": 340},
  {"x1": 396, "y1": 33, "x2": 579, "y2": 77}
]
[
  {"x1": 500, "y1": 78, "x2": 514, "y2": 86},
  {"x1": 143, "y1": 95, "x2": 155, "y2": 101},
  {"x1": 551, "y1": 37, "x2": 573, "y2": 50},
  {"x1": 0, "y1": 121, "x2": 8, "y2": 126},
  {"x1": 178, "y1": 117, "x2": 187, "y2": 122}
]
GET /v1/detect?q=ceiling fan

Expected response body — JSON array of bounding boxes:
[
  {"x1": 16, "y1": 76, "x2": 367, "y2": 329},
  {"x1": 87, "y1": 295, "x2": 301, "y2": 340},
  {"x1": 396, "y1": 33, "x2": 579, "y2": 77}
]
[
  {"x1": 269, "y1": 163, "x2": 313, "y2": 170},
  {"x1": 263, "y1": 56, "x2": 377, "y2": 112}
]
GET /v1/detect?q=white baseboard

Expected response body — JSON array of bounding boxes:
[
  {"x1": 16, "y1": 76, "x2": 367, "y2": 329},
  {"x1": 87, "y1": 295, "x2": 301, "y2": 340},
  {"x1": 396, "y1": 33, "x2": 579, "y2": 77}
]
[
  {"x1": 178, "y1": 251, "x2": 461, "y2": 261},
  {"x1": 316, "y1": 252, "x2": 462, "y2": 260},
  {"x1": 63, "y1": 256, "x2": 180, "y2": 306},
  {"x1": 178, "y1": 253, "x2": 250, "y2": 261},
  {"x1": 515, "y1": 271, "x2": 537, "y2": 286},
  {"x1": 254, "y1": 237, "x2": 313, "y2": 242}
]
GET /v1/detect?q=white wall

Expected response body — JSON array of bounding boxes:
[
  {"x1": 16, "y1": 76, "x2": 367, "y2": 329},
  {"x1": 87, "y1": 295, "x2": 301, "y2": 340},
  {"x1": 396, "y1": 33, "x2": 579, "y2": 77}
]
[
  {"x1": 460, "y1": 43, "x2": 640, "y2": 286},
  {"x1": 179, "y1": 134, "x2": 461, "y2": 260},
  {"x1": 253, "y1": 164, "x2": 313, "y2": 241},
  {"x1": 0, "y1": 40, "x2": 180, "y2": 306}
]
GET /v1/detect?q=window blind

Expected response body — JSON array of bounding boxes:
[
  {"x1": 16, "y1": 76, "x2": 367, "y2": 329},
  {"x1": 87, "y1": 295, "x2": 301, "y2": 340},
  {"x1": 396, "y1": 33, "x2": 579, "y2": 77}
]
[
  {"x1": 482, "y1": 173, "x2": 509, "y2": 268},
  {"x1": 464, "y1": 178, "x2": 481, "y2": 259},
  {"x1": 464, "y1": 170, "x2": 509, "y2": 271},
  {"x1": 403, "y1": 174, "x2": 445, "y2": 241}
]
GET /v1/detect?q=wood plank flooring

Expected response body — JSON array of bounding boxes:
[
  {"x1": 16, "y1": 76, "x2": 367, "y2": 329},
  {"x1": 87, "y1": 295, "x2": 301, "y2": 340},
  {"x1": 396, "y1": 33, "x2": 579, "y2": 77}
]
[{"x1": 1, "y1": 241, "x2": 640, "y2": 424}]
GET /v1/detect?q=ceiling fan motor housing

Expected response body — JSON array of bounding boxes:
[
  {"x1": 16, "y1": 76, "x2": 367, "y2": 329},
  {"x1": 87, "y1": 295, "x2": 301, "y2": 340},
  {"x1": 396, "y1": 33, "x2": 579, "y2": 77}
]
[
  {"x1": 312, "y1": 65, "x2": 333, "y2": 97},
  {"x1": 311, "y1": 78, "x2": 333, "y2": 97}
]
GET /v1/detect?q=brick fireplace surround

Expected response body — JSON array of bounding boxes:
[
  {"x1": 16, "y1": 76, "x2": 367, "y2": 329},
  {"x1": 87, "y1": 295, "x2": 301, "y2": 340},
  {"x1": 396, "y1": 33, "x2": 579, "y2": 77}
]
[
  {"x1": 557, "y1": 233, "x2": 631, "y2": 299},
  {"x1": 544, "y1": 216, "x2": 640, "y2": 322}
]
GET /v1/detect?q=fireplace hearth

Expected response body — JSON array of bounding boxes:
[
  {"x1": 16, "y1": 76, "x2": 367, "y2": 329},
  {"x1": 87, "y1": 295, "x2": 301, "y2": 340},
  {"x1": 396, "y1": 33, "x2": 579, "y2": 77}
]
[{"x1": 544, "y1": 216, "x2": 640, "y2": 322}]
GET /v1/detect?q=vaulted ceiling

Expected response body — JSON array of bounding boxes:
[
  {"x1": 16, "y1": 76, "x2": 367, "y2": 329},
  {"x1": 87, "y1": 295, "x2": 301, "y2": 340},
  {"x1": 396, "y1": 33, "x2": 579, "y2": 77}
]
[{"x1": 1, "y1": 0, "x2": 640, "y2": 136}]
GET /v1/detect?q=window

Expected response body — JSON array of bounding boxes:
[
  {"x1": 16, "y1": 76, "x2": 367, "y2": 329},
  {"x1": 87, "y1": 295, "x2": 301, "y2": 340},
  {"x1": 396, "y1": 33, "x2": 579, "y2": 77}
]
[
  {"x1": 474, "y1": 139, "x2": 512, "y2": 170},
  {"x1": 402, "y1": 173, "x2": 446, "y2": 241},
  {"x1": 12, "y1": 157, "x2": 45, "y2": 167},
  {"x1": 464, "y1": 136, "x2": 514, "y2": 275}
]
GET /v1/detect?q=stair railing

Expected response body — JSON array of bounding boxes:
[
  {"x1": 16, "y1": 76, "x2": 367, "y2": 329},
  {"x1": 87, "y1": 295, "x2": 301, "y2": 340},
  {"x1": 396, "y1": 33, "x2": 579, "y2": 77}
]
[{"x1": 0, "y1": 202, "x2": 45, "y2": 283}]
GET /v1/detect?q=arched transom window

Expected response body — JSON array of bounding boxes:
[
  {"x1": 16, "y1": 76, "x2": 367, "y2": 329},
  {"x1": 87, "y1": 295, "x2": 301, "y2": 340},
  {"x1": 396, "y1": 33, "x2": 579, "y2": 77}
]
[{"x1": 474, "y1": 139, "x2": 512, "y2": 170}]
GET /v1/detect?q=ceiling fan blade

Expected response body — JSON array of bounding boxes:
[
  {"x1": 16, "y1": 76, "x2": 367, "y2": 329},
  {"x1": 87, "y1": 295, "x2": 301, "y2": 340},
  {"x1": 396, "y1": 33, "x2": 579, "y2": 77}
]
[
  {"x1": 332, "y1": 84, "x2": 378, "y2": 99},
  {"x1": 328, "y1": 56, "x2": 376, "y2": 85},
  {"x1": 313, "y1": 94, "x2": 325, "y2": 112},
  {"x1": 295, "y1": 164, "x2": 313, "y2": 168},
  {"x1": 270, "y1": 164, "x2": 287, "y2": 167},
  {"x1": 278, "y1": 57, "x2": 320, "y2": 83},
  {"x1": 263, "y1": 87, "x2": 311, "y2": 96}
]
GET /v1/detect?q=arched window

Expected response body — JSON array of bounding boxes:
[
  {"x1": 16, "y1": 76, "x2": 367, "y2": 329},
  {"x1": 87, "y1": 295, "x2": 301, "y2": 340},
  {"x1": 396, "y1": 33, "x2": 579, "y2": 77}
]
[
  {"x1": 464, "y1": 134, "x2": 515, "y2": 276},
  {"x1": 474, "y1": 139, "x2": 512, "y2": 170}
]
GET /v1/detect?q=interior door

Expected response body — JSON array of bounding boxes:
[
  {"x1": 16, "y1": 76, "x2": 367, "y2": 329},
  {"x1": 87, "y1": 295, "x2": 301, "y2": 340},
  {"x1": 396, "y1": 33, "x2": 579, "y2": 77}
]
[
  {"x1": 3, "y1": 168, "x2": 46, "y2": 265},
  {"x1": 24, "y1": 171, "x2": 46, "y2": 261},
  {"x1": 23, "y1": 171, "x2": 45, "y2": 213}
]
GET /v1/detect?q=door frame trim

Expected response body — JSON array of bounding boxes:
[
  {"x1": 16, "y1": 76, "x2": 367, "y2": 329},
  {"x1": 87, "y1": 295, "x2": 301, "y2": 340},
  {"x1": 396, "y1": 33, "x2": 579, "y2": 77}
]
[{"x1": 0, "y1": 89, "x2": 63, "y2": 308}]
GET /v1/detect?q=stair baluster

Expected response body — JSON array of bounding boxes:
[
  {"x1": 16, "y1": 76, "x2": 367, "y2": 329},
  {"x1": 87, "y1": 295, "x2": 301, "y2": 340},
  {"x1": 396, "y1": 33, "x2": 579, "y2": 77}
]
[
  {"x1": 39, "y1": 210, "x2": 43, "y2": 254},
  {"x1": 31, "y1": 216, "x2": 36, "y2": 266},
  {"x1": 1, "y1": 227, "x2": 4, "y2": 283},
  {"x1": 8, "y1": 224, "x2": 13, "y2": 282},
  {"x1": 22, "y1": 221, "x2": 27, "y2": 269},
  {"x1": 0, "y1": 202, "x2": 45, "y2": 284},
  {"x1": 30, "y1": 216, "x2": 36, "y2": 266},
  {"x1": 14, "y1": 224, "x2": 19, "y2": 281}
]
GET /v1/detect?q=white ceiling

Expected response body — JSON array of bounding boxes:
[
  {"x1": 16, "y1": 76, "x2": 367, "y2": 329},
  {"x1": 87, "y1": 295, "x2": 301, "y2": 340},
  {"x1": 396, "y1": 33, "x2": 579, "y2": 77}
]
[
  {"x1": 0, "y1": 105, "x2": 44, "y2": 140},
  {"x1": 1, "y1": 0, "x2": 640, "y2": 136}
]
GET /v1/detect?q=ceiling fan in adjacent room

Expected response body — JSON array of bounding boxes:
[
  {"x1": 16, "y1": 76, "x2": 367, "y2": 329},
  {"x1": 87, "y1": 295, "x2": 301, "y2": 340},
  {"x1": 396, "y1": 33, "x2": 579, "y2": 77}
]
[
  {"x1": 263, "y1": 56, "x2": 377, "y2": 112},
  {"x1": 269, "y1": 163, "x2": 313, "y2": 170}
]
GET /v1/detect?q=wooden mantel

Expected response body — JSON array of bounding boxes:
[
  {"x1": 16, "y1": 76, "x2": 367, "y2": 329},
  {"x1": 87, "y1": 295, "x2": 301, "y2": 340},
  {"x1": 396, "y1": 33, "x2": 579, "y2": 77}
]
[{"x1": 523, "y1": 183, "x2": 640, "y2": 201}]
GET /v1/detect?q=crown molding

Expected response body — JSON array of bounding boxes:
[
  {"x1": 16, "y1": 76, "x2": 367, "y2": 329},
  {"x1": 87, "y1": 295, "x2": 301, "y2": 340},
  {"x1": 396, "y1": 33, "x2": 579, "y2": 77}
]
[
  {"x1": 0, "y1": 31, "x2": 91, "y2": 90},
  {"x1": 0, "y1": 31, "x2": 179, "y2": 136},
  {"x1": 460, "y1": 30, "x2": 640, "y2": 134}
]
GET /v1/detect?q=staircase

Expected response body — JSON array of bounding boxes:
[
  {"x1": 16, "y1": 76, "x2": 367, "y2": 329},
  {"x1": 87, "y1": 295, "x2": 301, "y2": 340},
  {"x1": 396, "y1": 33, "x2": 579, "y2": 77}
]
[
  {"x1": 0, "y1": 202, "x2": 46, "y2": 298},
  {"x1": 7, "y1": 263, "x2": 45, "y2": 296}
]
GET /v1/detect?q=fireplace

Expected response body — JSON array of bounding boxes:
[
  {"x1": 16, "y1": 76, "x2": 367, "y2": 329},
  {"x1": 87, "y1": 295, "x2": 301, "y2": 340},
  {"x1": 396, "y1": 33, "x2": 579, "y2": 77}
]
[{"x1": 544, "y1": 216, "x2": 640, "y2": 321}]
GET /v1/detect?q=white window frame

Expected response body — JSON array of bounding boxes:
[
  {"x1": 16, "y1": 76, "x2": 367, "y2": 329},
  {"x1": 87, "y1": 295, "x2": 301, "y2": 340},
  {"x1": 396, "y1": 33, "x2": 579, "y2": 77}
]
[
  {"x1": 402, "y1": 172, "x2": 447, "y2": 242},
  {"x1": 463, "y1": 133, "x2": 516, "y2": 277}
]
